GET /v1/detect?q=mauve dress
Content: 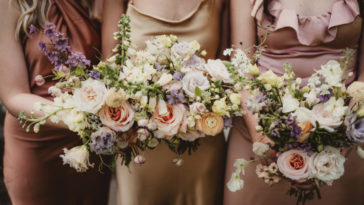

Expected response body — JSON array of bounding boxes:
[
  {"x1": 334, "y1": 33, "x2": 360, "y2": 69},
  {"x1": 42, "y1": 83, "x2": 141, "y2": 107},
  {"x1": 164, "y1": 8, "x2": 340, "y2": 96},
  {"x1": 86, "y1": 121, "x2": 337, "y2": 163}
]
[
  {"x1": 114, "y1": 0, "x2": 227, "y2": 205},
  {"x1": 225, "y1": 0, "x2": 364, "y2": 204},
  {"x1": 3, "y1": 1, "x2": 111, "y2": 204}
]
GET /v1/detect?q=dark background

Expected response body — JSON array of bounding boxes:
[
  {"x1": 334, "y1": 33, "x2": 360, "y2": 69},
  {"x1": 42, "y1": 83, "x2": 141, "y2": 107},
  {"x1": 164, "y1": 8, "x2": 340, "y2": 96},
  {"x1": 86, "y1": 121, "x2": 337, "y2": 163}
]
[{"x1": 0, "y1": 102, "x2": 11, "y2": 205}]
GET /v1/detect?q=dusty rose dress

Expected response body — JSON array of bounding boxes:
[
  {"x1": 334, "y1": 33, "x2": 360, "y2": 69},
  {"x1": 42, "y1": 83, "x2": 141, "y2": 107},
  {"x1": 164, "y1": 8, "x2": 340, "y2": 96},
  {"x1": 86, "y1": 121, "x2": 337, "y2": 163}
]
[
  {"x1": 225, "y1": 0, "x2": 364, "y2": 204},
  {"x1": 3, "y1": 1, "x2": 111, "y2": 204}
]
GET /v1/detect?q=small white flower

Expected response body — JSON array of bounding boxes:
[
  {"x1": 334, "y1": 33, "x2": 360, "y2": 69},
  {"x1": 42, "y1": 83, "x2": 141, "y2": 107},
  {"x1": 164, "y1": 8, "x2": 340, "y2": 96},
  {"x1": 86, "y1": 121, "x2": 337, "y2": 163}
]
[
  {"x1": 282, "y1": 95, "x2": 300, "y2": 113},
  {"x1": 304, "y1": 89, "x2": 320, "y2": 106},
  {"x1": 324, "y1": 97, "x2": 347, "y2": 117},
  {"x1": 234, "y1": 158, "x2": 249, "y2": 176},
  {"x1": 227, "y1": 172, "x2": 244, "y2": 192},
  {"x1": 34, "y1": 102, "x2": 43, "y2": 111},
  {"x1": 253, "y1": 142, "x2": 269, "y2": 156},
  {"x1": 223, "y1": 48, "x2": 234, "y2": 56}
]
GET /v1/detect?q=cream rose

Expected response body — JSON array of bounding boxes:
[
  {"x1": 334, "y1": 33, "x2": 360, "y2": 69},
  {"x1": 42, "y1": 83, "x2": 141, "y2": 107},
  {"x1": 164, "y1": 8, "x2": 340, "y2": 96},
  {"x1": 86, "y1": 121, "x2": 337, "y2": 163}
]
[
  {"x1": 182, "y1": 55, "x2": 206, "y2": 72},
  {"x1": 182, "y1": 71, "x2": 210, "y2": 97},
  {"x1": 73, "y1": 79, "x2": 107, "y2": 114},
  {"x1": 98, "y1": 101, "x2": 135, "y2": 132},
  {"x1": 177, "y1": 129, "x2": 205, "y2": 141},
  {"x1": 311, "y1": 103, "x2": 343, "y2": 132},
  {"x1": 171, "y1": 41, "x2": 195, "y2": 62},
  {"x1": 60, "y1": 145, "x2": 94, "y2": 172},
  {"x1": 151, "y1": 103, "x2": 188, "y2": 139},
  {"x1": 308, "y1": 146, "x2": 345, "y2": 186},
  {"x1": 277, "y1": 149, "x2": 311, "y2": 182},
  {"x1": 204, "y1": 59, "x2": 233, "y2": 84},
  {"x1": 196, "y1": 112, "x2": 224, "y2": 136}
]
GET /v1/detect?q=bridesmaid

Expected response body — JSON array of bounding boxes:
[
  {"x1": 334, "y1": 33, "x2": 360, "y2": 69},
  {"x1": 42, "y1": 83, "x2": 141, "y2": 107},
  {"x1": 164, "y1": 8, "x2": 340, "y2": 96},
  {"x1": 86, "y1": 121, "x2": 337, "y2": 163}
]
[
  {"x1": 102, "y1": 0, "x2": 228, "y2": 204},
  {"x1": 224, "y1": 0, "x2": 364, "y2": 204},
  {"x1": 0, "y1": 0, "x2": 111, "y2": 204}
]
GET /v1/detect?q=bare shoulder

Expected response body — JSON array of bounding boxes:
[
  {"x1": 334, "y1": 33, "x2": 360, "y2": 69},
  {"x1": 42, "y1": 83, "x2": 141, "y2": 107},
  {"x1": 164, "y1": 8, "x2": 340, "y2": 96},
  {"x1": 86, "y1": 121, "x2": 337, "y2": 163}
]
[{"x1": 0, "y1": 0, "x2": 21, "y2": 39}]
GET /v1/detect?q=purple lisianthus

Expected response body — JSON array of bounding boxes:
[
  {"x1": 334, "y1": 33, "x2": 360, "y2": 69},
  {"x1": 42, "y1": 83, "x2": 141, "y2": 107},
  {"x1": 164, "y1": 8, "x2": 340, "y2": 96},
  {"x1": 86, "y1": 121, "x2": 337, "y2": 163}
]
[
  {"x1": 317, "y1": 89, "x2": 333, "y2": 103},
  {"x1": 89, "y1": 70, "x2": 101, "y2": 80},
  {"x1": 53, "y1": 37, "x2": 68, "y2": 50},
  {"x1": 291, "y1": 123, "x2": 302, "y2": 138},
  {"x1": 271, "y1": 128, "x2": 280, "y2": 137},
  {"x1": 45, "y1": 51, "x2": 59, "y2": 64},
  {"x1": 166, "y1": 89, "x2": 184, "y2": 105},
  {"x1": 38, "y1": 41, "x2": 46, "y2": 51},
  {"x1": 89, "y1": 127, "x2": 117, "y2": 155},
  {"x1": 173, "y1": 72, "x2": 184, "y2": 81},
  {"x1": 223, "y1": 116, "x2": 233, "y2": 128},
  {"x1": 155, "y1": 62, "x2": 165, "y2": 72},
  {"x1": 29, "y1": 24, "x2": 37, "y2": 36},
  {"x1": 345, "y1": 113, "x2": 364, "y2": 143},
  {"x1": 44, "y1": 22, "x2": 57, "y2": 38}
]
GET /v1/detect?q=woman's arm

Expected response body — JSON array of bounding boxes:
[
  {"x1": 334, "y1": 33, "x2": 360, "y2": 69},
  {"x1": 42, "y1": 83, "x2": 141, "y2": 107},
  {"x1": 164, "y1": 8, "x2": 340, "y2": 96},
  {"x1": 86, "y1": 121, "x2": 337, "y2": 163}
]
[
  {"x1": 0, "y1": 0, "x2": 67, "y2": 129},
  {"x1": 101, "y1": 0, "x2": 128, "y2": 58}
]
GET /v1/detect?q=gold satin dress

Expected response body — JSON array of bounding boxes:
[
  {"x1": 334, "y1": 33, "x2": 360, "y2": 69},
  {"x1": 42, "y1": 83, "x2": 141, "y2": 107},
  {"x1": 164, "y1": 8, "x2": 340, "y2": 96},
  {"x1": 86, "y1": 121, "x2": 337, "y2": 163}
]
[{"x1": 115, "y1": 0, "x2": 226, "y2": 204}]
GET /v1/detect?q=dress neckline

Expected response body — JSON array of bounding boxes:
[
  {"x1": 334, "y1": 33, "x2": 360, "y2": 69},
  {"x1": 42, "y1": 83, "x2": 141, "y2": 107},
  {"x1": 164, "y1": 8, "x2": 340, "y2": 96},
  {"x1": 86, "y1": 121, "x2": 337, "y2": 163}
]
[{"x1": 128, "y1": 0, "x2": 207, "y2": 24}]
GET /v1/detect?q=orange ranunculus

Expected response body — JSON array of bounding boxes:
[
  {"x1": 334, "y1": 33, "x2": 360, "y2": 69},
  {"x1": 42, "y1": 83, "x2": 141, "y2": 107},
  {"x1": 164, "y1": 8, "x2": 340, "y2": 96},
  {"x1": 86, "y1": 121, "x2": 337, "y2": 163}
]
[{"x1": 196, "y1": 112, "x2": 224, "y2": 136}]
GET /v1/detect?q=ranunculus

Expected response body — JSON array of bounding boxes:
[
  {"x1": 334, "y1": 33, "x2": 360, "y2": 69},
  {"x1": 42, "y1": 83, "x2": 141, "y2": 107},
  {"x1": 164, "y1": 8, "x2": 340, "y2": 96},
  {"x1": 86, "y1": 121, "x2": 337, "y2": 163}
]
[
  {"x1": 162, "y1": 81, "x2": 183, "y2": 91},
  {"x1": 98, "y1": 101, "x2": 135, "y2": 132},
  {"x1": 177, "y1": 129, "x2": 205, "y2": 141},
  {"x1": 252, "y1": 142, "x2": 269, "y2": 156},
  {"x1": 204, "y1": 59, "x2": 233, "y2": 84},
  {"x1": 182, "y1": 71, "x2": 210, "y2": 97},
  {"x1": 212, "y1": 98, "x2": 230, "y2": 117},
  {"x1": 282, "y1": 95, "x2": 300, "y2": 113},
  {"x1": 73, "y1": 79, "x2": 107, "y2": 114},
  {"x1": 311, "y1": 103, "x2": 343, "y2": 132},
  {"x1": 277, "y1": 149, "x2": 311, "y2": 182},
  {"x1": 230, "y1": 93, "x2": 242, "y2": 105},
  {"x1": 261, "y1": 70, "x2": 278, "y2": 87},
  {"x1": 296, "y1": 121, "x2": 313, "y2": 143},
  {"x1": 60, "y1": 145, "x2": 94, "y2": 172},
  {"x1": 196, "y1": 112, "x2": 224, "y2": 136},
  {"x1": 151, "y1": 103, "x2": 188, "y2": 139},
  {"x1": 308, "y1": 146, "x2": 345, "y2": 185}
]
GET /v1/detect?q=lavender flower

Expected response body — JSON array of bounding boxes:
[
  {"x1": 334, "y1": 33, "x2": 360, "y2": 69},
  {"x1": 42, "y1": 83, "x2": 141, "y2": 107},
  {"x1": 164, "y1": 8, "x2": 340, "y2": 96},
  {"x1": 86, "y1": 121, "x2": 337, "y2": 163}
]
[
  {"x1": 53, "y1": 37, "x2": 68, "y2": 50},
  {"x1": 285, "y1": 142, "x2": 299, "y2": 149},
  {"x1": 166, "y1": 89, "x2": 184, "y2": 105},
  {"x1": 287, "y1": 114, "x2": 296, "y2": 125},
  {"x1": 89, "y1": 70, "x2": 101, "y2": 80},
  {"x1": 223, "y1": 116, "x2": 233, "y2": 128},
  {"x1": 38, "y1": 41, "x2": 46, "y2": 51},
  {"x1": 345, "y1": 113, "x2": 364, "y2": 143},
  {"x1": 44, "y1": 22, "x2": 57, "y2": 38},
  {"x1": 291, "y1": 123, "x2": 302, "y2": 138},
  {"x1": 155, "y1": 62, "x2": 165, "y2": 72},
  {"x1": 29, "y1": 24, "x2": 37, "y2": 36},
  {"x1": 173, "y1": 72, "x2": 184, "y2": 81},
  {"x1": 246, "y1": 92, "x2": 267, "y2": 115},
  {"x1": 271, "y1": 128, "x2": 280, "y2": 137},
  {"x1": 66, "y1": 52, "x2": 90, "y2": 68},
  {"x1": 300, "y1": 143, "x2": 312, "y2": 152},
  {"x1": 89, "y1": 127, "x2": 117, "y2": 155},
  {"x1": 45, "y1": 51, "x2": 59, "y2": 64},
  {"x1": 317, "y1": 89, "x2": 333, "y2": 103},
  {"x1": 182, "y1": 54, "x2": 205, "y2": 72}
]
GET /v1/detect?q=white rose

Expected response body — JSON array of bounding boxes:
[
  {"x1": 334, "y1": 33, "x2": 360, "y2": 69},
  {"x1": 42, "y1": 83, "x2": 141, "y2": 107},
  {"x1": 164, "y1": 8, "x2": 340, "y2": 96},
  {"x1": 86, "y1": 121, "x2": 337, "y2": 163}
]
[
  {"x1": 253, "y1": 142, "x2": 269, "y2": 156},
  {"x1": 182, "y1": 55, "x2": 206, "y2": 72},
  {"x1": 171, "y1": 41, "x2": 195, "y2": 62},
  {"x1": 60, "y1": 145, "x2": 94, "y2": 172},
  {"x1": 181, "y1": 71, "x2": 210, "y2": 97},
  {"x1": 204, "y1": 59, "x2": 233, "y2": 84},
  {"x1": 73, "y1": 79, "x2": 107, "y2": 114},
  {"x1": 308, "y1": 146, "x2": 345, "y2": 185}
]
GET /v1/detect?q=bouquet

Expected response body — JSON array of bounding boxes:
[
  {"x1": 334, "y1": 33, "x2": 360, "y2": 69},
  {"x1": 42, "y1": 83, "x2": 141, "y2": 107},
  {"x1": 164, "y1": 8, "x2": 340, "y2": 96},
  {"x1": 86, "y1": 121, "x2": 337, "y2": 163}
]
[
  {"x1": 19, "y1": 14, "x2": 246, "y2": 172},
  {"x1": 225, "y1": 41, "x2": 364, "y2": 204}
]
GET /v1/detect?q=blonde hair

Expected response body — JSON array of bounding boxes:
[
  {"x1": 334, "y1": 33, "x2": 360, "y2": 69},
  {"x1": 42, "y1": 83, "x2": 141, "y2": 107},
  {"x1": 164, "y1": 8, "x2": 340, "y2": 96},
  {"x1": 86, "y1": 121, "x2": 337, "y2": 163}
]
[{"x1": 13, "y1": 0, "x2": 98, "y2": 41}]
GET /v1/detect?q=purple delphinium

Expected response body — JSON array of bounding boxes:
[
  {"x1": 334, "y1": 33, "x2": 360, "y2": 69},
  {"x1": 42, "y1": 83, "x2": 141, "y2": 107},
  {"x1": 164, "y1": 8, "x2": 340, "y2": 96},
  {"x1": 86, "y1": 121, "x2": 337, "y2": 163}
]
[
  {"x1": 66, "y1": 52, "x2": 90, "y2": 68},
  {"x1": 44, "y1": 22, "x2": 57, "y2": 38},
  {"x1": 29, "y1": 24, "x2": 37, "y2": 36},
  {"x1": 45, "y1": 51, "x2": 60, "y2": 64},
  {"x1": 223, "y1": 116, "x2": 233, "y2": 128},
  {"x1": 345, "y1": 113, "x2": 364, "y2": 143},
  {"x1": 271, "y1": 128, "x2": 280, "y2": 137},
  {"x1": 317, "y1": 89, "x2": 333, "y2": 103},
  {"x1": 166, "y1": 89, "x2": 184, "y2": 105},
  {"x1": 38, "y1": 41, "x2": 46, "y2": 51},
  {"x1": 89, "y1": 129, "x2": 117, "y2": 155},
  {"x1": 53, "y1": 37, "x2": 68, "y2": 50},
  {"x1": 291, "y1": 123, "x2": 302, "y2": 138},
  {"x1": 246, "y1": 92, "x2": 267, "y2": 115},
  {"x1": 300, "y1": 143, "x2": 312, "y2": 152},
  {"x1": 173, "y1": 72, "x2": 184, "y2": 81},
  {"x1": 155, "y1": 62, "x2": 165, "y2": 72},
  {"x1": 285, "y1": 142, "x2": 299, "y2": 149},
  {"x1": 287, "y1": 114, "x2": 296, "y2": 125},
  {"x1": 89, "y1": 70, "x2": 101, "y2": 80}
]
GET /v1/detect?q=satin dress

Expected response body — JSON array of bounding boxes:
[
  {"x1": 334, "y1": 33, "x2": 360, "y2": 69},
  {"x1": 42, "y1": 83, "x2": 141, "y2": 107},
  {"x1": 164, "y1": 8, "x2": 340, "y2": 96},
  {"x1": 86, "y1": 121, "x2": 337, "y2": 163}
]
[
  {"x1": 115, "y1": 0, "x2": 227, "y2": 204},
  {"x1": 225, "y1": 0, "x2": 364, "y2": 204},
  {"x1": 3, "y1": 1, "x2": 111, "y2": 204}
]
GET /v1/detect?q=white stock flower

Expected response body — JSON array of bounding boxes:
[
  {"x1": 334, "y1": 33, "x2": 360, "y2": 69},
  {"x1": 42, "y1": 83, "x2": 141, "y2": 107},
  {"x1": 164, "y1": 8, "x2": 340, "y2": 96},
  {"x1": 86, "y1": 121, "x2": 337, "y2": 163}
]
[
  {"x1": 319, "y1": 60, "x2": 343, "y2": 87},
  {"x1": 234, "y1": 158, "x2": 249, "y2": 176},
  {"x1": 227, "y1": 173, "x2": 244, "y2": 192},
  {"x1": 282, "y1": 95, "x2": 300, "y2": 113},
  {"x1": 324, "y1": 97, "x2": 347, "y2": 117},
  {"x1": 293, "y1": 107, "x2": 313, "y2": 124},
  {"x1": 204, "y1": 59, "x2": 233, "y2": 84},
  {"x1": 182, "y1": 71, "x2": 210, "y2": 97},
  {"x1": 62, "y1": 108, "x2": 87, "y2": 134},
  {"x1": 73, "y1": 79, "x2": 107, "y2": 114},
  {"x1": 253, "y1": 142, "x2": 269, "y2": 156},
  {"x1": 304, "y1": 89, "x2": 320, "y2": 106},
  {"x1": 34, "y1": 102, "x2": 43, "y2": 111},
  {"x1": 60, "y1": 145, "x2": 94, "y2": 172}
]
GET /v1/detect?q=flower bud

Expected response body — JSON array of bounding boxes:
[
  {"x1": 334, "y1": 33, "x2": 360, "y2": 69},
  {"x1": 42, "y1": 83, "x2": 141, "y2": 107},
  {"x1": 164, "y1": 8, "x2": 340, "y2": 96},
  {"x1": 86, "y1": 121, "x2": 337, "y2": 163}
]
[
  {"x1": 317, "y1": 144, "x2": 324, "y2": 152},
  {"x1": 147, "y1": 119, "x2": 158, "y2": 131},
  {"x1": 232, "y1": 104, "x2": 239, "y2": 111},
  {"x1": 134, "y1": 155, "x2": 146, "y2": 165},
  {"x1": 137, "y1": 128, "x2": 149, "y2": 141},
  {"x1": 295, "y1": 78, "x2": 302, "y2": 85},
  {"x1": 35, "y1": 75, "x2": 45, "y2": 86},
  {"x1": 301, "y1": 86, "x2": 310, "y2": 94},
  {"x1": 170, "y1": 35, "x2": 178, "y2": 42},
  {"x1": 123, "y1": 40, "x2": 130, "y2": 46},
  {"x1": 200, "y1": 50, "x2": 207, "y2": 56},
  {"x1": 248, "y1": 64, "x2": 260, "y2": 77},
  {"x1": 244, "y1": 85, "x2": 251, "y2": 90},
  {"x1": 191, "y1": 102, "x2": 206, "y2": 113},
  {"x1": 48, "y1": 86, "x2": 61, "y2": 97},
  {"x1": 33, "y1": 123, "x2": 40, "y2": 133},
  {"x1": 148, "y1": 138, "x2": 159, "y2": 148},
  {"x1": 130, "y1": 43, "x2": 138, "y2": 49},
  {"x1": 348, "y1": 72, "x2": 353, "y2": 77},
  {"x1": 59, "y1": 65, "x2": 70, "y2": 74},
  {"x1": 262, "y1": 70, "x2": 278, "y2": 87},
  {"x1": 107, "y1": 54, "x2": 118, "y2": 63},
  {"x1": 172, "y1": 157, "x2": 184, "y2": 166},
  {"x1": 196, "y1": 96, "x2": 201, "y2": 102},
  {"x1": 255, "y1": 125, "x2": 263, "y2": 132},
  {"x1": 356, "y1": 145, "x2": 364, "y2": 159},
  {"x1": 215, "y1": 95, "x2": 220, "y2": 99},
  {"x1": 127, "y1": 48, "x2": 137, "y2": 55},
  {"x1": 357, "y1": 106, "x2": 364, "y2": 119},
  {"x1": 68, "y1": 76, "x2": 80, "y2": 86},
  {"x1": 56, "y1": 82, "x2": 67, "y2": 89},
  {"x1": 264, "y1": 84, "x2": 272, "y2": 91},
  {"x1": 229, "y1": 93, "x2": 242, "y2": 105},
  {"x1": 137, "y1": 119, "x2": 149, "y2": 127}
]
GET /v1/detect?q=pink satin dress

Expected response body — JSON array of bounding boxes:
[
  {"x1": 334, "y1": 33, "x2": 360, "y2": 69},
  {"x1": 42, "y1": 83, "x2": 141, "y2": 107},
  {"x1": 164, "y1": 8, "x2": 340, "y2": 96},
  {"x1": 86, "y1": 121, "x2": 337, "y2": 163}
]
[
  {"x1": 225, "y1": 0, "x2": 364, "y2": 204},
  {"x1": 3, "y1": 1, "x2": 111, "y2": 204}
]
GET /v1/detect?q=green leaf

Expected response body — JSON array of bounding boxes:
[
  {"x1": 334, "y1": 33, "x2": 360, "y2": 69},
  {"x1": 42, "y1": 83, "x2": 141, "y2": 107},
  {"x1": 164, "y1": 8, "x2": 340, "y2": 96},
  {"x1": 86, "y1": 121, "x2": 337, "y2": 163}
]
[
  {"x1": 52, "y1": 69, "x2": 57, "y2": 76},
  {"x1": 75, "y1": 66, "x2": 85, "y2": 76},
  {"x1": 194, "y1": 86, "x2": 203, "y2": 97},
  {"x1": 57, "y1": 71, "x2": 65, "y2": 78},
  {"x1": 214, "y1": 80, "x2": 222, "y2": 88}
]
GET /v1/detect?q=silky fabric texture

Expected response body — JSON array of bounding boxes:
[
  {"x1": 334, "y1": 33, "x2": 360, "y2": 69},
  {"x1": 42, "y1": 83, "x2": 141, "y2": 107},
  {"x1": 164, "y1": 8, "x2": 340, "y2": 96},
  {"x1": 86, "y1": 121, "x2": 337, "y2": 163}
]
[
  {"x1": 115, "y1": 0, "x2": 226, "y2": 205},
  {"x1": 226, "y1": 0, "x2": 364, "y2": 204},
  {"x1": 3, "y1": 1, "x2": 111, "y2": 204}
]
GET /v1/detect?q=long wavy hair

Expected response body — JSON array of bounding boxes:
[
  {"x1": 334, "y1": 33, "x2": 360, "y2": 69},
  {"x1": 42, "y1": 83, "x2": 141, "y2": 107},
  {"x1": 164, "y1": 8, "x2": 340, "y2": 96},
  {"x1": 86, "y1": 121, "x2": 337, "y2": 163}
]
[
  {"x1": 12, "y1": 0, "x2": 98, "y2": 41},
  {"x1": 263, "y1": 0, "x2": 364, "y2": 23}
]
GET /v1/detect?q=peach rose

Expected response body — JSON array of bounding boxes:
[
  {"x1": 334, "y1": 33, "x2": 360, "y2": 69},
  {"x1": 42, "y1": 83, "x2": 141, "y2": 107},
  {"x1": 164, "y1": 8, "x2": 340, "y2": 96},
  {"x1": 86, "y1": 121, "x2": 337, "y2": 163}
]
[
  {"x1": 151, "y1": 103, "x2": 188, "y2": 139},
  {"x1": 296, "y1": 121, "x2": 313, "y2": 143},
  {"x1": 196, "y1": 112, "x2": 224, "y2": 136},
  {"x1": 99, "y1": 101, "x2": 135, "y2": 132},
  {"x1": 277, "y1": 149, "x2": 311, "y2": 182},
  {"x1": 73, "y1": 79, "x2": 107, "y2": 114}
]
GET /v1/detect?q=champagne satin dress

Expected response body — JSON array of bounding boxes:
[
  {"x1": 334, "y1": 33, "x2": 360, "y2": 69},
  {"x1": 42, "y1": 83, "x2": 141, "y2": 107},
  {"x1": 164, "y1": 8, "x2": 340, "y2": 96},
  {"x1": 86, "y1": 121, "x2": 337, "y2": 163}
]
[
  {"x1": 115, "y1": 1, "x2": 226, "y2": 205},
  {"x1": 3, "y1": 1, "x2": 111, "y2": 204},
  {"x1": 225, "y1": 0, "x2": 364, "y2": 204}
]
